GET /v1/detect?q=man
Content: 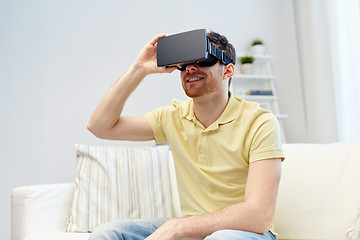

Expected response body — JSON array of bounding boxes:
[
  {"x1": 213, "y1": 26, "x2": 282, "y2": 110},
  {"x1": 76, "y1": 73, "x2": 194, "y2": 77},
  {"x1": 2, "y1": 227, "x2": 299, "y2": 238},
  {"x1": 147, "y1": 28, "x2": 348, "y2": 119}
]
[{"x1": 87, "y1": 30, "x2": 284, "y2": 240}]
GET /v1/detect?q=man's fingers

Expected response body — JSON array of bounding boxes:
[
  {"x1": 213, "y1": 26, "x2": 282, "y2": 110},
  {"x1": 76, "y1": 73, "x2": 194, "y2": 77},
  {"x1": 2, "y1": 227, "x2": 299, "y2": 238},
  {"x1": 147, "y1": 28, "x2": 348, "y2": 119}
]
[
  {"x1": 161, "y1": 66, "x2": 178, "y2": 73},
  {"x1": 149, "y1": 34, "x2": 166, "y2": 46}
]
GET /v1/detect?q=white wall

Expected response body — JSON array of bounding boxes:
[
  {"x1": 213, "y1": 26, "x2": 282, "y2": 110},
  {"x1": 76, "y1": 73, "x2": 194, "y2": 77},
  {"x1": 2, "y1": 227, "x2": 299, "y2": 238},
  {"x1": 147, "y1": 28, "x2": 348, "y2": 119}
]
[{"x1": 0, "y1": 0, "x2": 335, "y2": 239}]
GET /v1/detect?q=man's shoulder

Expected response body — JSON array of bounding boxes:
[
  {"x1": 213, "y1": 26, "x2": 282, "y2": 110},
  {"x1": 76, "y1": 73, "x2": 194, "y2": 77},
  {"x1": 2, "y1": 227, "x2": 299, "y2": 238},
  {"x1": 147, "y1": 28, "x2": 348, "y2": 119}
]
[
  {"x1": 231, "y1": 96, "x2": 277, "y2": 123},
  {"x1": 232, "y1": 96, "x2": 266, "y2": 114}
]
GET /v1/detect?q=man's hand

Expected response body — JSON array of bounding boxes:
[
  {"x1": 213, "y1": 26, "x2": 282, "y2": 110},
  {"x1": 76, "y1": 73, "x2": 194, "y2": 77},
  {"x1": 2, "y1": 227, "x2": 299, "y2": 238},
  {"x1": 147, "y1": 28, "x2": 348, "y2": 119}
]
[
  {"x1": 145, "y1": 218, "x2": 181, "y2": 240},
  {"x1": 134, "y1": 34, "x2": 177, "y2": 76},
  {"x1": 145, "y1": 217, "x2": 205, "y2": 240},
  {"x1": 87, "y1": 33, "x2": 177, "y2": 141}
]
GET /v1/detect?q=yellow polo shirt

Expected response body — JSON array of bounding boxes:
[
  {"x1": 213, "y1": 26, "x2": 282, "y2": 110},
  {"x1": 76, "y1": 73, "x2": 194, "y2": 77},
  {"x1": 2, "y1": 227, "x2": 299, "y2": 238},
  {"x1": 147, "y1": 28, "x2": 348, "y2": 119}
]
[{"x1": 145, "y1": 94, "x2": 284, "y2": 233}]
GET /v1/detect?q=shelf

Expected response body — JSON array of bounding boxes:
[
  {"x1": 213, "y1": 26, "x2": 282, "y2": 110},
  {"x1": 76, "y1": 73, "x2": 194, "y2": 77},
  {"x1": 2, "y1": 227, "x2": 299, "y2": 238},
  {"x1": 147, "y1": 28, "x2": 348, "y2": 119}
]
[
  {"x1": 232, "y1": 74, "x2": 275, "y2": 80},
  {"x1": 235, "y1": 54, "x2": 286, "y2": 142},
  {"x1": 238, "y1": 95, "x2": 277, "y2": 101},
  {"x1": 238, "y1": 54, "x2": 273, "y2": 60},
  {"x1": 275, "y1": 114, "x2": 289, "y2": 119}
]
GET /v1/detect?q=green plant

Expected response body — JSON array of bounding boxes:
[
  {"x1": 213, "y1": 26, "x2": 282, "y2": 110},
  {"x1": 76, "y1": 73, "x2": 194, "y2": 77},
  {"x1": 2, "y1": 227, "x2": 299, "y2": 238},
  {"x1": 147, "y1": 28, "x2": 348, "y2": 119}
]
[
  {"x1": 240, "y1": 56, "x2": 254, "y2": 64},
  {"x1": 251, "y1": 39, "x2": 263, "y2": 46}
]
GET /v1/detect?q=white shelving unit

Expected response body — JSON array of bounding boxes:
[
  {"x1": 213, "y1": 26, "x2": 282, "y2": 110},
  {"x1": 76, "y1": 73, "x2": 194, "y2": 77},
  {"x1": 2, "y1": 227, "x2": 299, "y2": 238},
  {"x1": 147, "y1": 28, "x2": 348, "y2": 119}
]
[{"x1": 231, "y1": 54, "x2": 288, "y2": 142}]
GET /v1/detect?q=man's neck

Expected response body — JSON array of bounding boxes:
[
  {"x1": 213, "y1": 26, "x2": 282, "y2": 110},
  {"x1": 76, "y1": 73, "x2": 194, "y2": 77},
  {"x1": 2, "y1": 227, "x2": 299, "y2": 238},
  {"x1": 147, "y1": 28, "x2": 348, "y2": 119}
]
[{"x1": 193, "y1": 90, "x2": 230, "y2": 129}]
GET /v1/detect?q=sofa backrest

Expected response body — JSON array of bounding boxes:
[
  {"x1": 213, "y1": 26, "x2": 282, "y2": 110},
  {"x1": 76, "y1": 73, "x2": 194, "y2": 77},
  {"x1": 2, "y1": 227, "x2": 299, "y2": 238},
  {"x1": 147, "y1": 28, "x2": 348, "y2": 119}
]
[{"x1": 274, "y1": 142, "x2": 360, "y2": 240}]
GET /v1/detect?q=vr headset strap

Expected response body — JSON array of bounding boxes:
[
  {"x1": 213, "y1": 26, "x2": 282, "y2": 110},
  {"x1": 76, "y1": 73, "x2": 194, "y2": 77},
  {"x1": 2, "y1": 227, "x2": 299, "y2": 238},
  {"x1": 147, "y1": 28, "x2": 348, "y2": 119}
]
[{"x1": 208, "y1": 42, "x2": 231, "y2": 65}]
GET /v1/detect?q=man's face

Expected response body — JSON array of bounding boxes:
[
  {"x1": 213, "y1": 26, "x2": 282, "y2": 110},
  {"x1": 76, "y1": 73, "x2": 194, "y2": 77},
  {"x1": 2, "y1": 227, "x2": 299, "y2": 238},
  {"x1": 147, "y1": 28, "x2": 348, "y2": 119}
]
[{"x1": 180, "y1": 62, "x2": 226, "y2": 98}]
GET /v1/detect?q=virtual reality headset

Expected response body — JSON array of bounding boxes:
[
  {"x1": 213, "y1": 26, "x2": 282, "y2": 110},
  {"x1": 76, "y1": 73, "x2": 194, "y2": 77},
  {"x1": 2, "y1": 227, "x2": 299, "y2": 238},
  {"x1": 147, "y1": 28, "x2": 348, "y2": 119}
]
[{"x1": 157, "y1": 29, "x2": 232, "y2": 71}]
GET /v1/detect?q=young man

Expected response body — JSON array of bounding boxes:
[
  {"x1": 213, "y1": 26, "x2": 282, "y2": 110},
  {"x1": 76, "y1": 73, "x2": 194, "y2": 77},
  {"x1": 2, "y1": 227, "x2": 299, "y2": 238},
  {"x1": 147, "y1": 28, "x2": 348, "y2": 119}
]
[{"x1": 87, "y1": 30, "x2": 284, "y2": 240}]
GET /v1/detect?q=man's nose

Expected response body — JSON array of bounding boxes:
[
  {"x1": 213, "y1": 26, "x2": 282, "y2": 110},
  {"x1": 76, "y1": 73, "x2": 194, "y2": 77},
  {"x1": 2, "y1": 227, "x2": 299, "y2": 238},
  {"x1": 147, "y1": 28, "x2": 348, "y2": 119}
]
[{"x1": 186, "y1": 63, "x2": 199, "y2": 72}]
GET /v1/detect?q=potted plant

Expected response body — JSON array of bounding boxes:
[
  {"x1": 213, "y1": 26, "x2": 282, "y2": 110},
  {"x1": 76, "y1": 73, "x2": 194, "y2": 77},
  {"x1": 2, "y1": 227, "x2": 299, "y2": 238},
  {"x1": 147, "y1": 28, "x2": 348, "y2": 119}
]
[
  {"x1": 239, "y1": 56, "x2": 254, "y2": 74},
  {"x1": 251, "y1": 39, "x2": 265, "y2": 55}
]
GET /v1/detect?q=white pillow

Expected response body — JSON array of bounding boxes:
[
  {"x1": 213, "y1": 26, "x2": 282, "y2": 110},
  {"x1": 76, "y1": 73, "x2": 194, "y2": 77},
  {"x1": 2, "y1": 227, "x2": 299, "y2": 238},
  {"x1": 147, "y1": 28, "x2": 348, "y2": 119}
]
[{"x1": 66, "y1": 144, "x2": 179, "y2": 232}]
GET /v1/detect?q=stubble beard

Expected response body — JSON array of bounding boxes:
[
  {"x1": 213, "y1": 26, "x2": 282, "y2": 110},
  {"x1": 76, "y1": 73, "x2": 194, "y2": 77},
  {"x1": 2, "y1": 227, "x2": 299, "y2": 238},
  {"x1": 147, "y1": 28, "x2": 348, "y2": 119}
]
[
  {"x1": 183, "y1": 80, "x2": 221, "y2": 98},
  {"x1": 182, "y1": 72, "x2": 209, "y2": 98}
]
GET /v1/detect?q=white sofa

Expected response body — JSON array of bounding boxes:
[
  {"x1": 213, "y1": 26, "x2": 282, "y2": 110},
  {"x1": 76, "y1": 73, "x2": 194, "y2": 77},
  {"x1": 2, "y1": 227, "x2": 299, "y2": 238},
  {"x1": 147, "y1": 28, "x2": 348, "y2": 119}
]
[{"x1": 11, "y1": 142, "x2": 360, "y2": 240}]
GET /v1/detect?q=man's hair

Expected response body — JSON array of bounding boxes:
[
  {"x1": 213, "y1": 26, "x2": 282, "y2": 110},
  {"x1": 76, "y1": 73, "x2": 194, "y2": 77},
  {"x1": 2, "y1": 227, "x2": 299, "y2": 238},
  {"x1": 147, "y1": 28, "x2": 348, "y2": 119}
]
[{"x1": 207, "y1": 31, "x2": 236, "y2": 88}]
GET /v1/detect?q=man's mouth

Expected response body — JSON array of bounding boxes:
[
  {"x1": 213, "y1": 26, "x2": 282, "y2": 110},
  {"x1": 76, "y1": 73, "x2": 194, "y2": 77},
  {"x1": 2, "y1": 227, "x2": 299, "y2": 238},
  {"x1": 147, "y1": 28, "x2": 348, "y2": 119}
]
[{"x1": 187, "y1": 77, "x2": 203, "y2": 82}]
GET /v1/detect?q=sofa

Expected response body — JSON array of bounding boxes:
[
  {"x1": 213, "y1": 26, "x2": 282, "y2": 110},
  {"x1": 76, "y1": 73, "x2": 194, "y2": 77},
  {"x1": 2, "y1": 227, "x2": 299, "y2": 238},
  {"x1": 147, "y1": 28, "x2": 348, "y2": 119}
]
[{"x1": 11, "y1": 142, "x2": 360, "y2": 240}]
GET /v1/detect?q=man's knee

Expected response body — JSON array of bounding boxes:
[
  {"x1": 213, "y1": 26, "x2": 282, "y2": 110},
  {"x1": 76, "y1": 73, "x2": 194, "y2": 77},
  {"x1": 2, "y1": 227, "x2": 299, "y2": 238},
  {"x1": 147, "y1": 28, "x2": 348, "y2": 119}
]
[
  {"x1": 89, "y1": 220, "x2": 134, "y2": 240},
  {"x1": 89, "y1": 218, "x2": 168, "y2": 240}
]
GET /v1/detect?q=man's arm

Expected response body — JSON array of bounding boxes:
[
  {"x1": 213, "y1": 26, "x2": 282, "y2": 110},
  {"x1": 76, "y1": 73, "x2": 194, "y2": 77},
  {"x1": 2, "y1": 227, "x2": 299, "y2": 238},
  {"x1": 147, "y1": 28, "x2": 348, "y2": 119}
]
[
  {"x1": 146, "y1": 158, "x2": 282, "y2": 240},
  {"x1": 87, "y1": 34, "x2": 176, "y2": 141}
]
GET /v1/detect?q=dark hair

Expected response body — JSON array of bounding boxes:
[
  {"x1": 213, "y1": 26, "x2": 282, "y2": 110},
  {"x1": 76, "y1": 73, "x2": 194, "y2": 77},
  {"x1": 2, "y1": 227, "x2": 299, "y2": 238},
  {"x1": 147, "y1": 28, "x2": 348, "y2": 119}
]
[{"x1": 207, "y1": 31, "x2": 236, "y2": 88}]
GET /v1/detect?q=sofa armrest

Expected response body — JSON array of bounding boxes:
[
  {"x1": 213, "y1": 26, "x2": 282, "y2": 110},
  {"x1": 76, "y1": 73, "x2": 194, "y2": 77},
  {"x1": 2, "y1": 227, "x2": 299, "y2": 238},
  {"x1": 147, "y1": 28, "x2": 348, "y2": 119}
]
[{"x1": 11, "y1": 183, "x2": 76, "y2": 240}]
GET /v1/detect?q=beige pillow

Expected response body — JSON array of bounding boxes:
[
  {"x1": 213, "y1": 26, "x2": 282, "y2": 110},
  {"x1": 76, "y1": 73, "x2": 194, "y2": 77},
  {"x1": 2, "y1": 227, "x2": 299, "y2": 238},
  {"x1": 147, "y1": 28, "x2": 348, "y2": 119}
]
[{"x1": 66, "y1": 144, "x2": 179, "y2": 232}]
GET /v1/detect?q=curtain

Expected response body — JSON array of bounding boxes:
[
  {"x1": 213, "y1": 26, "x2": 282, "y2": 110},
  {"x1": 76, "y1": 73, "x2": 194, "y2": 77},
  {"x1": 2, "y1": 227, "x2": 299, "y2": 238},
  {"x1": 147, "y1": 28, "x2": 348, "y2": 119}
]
[
  {"x1": 294, "y1": 0, "x2": 360, "y2": 142},
  {"x1": 325, "y1": 0, "x2": 360, "y2": 141}
]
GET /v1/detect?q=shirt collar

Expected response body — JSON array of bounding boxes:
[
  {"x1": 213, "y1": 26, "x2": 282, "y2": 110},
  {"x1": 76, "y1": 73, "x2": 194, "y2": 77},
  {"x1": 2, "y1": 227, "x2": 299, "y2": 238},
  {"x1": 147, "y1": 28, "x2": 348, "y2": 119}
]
[{"x1": 181, "y1": 92, "x2": 242, "y2": 131}]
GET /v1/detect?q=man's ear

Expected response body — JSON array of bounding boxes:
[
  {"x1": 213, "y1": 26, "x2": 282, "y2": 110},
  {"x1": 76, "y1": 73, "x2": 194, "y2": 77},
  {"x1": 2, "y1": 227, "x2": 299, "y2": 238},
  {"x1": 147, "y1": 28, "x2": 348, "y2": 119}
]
[{"x1": 223, "y1": 63, "x2": 235, "y2": 80}]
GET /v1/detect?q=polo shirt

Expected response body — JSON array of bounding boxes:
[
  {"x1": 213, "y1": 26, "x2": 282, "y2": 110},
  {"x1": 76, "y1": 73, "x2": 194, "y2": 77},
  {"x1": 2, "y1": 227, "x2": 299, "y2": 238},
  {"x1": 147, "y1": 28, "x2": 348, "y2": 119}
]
[{"x1": 145, "y1": 94, "x2": 285, "y2": 231}]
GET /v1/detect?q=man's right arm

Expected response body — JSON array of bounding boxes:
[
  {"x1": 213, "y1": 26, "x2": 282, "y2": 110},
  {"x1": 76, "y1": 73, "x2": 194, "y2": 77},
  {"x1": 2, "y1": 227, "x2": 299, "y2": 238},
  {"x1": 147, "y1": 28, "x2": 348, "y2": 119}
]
[{"x1": 87, "y1": 34, "x2": 176, "y2": 141}]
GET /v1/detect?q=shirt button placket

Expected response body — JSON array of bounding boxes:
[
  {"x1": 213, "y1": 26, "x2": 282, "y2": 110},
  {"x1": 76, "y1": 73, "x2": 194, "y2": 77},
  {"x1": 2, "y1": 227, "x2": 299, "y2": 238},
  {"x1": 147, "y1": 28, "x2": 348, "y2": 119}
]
[{"x1": 199, "y1": 131, "x2": 207, "y2": 164}]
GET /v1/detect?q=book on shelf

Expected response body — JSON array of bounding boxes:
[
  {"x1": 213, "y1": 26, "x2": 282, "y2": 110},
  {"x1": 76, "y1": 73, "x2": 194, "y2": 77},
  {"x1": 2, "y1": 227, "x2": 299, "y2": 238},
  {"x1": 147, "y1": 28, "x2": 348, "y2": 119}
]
[{"x1": 246, "y1": 90, "x2": 273, "y2": 95}]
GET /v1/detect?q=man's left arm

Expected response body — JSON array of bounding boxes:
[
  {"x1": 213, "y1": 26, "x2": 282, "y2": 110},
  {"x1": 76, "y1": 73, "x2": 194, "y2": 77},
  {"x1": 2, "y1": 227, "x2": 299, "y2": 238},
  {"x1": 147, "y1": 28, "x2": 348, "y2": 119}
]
[{"x1": 146, "y1": 158, "x2": 282, "y2": 240}]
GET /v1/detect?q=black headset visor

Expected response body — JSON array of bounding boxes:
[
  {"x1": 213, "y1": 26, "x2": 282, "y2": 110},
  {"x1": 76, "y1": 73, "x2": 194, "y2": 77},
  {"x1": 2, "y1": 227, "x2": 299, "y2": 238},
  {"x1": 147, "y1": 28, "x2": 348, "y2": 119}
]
[{"x1": 157, "y1": 29, "x2": 231, "y2": 71}]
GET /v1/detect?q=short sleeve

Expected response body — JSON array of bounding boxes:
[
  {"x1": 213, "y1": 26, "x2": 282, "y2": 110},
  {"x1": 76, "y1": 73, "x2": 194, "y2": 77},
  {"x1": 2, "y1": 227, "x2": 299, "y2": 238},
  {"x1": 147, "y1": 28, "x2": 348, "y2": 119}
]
[
  {"x1": 144, "y1": 107, "x2": 168, "y2": 144},
  {"x1": 249, "y1": 112, "x2": 285, "y2": 163}
]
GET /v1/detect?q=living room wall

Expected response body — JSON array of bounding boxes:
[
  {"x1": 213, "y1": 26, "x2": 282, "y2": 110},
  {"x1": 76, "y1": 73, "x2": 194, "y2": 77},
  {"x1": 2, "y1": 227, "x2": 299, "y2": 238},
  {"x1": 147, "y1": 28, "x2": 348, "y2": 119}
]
[{"x1": 0, "y1": 0, "x2": 333, "y2": 239}]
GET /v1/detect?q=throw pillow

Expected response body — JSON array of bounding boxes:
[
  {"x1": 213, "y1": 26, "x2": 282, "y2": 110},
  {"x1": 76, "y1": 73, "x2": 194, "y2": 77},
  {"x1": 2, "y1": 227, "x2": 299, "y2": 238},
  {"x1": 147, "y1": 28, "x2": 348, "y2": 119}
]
[{"x1": 66, "y1": 144, "x2": 179, "y2": 232}]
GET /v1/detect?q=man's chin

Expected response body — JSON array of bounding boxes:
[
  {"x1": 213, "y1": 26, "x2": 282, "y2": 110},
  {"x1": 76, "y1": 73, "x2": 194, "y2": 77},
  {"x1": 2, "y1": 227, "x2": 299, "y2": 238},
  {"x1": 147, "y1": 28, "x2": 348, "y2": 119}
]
[{"x1": 184, "y1": 91, "x2": 204, "y2": 98}]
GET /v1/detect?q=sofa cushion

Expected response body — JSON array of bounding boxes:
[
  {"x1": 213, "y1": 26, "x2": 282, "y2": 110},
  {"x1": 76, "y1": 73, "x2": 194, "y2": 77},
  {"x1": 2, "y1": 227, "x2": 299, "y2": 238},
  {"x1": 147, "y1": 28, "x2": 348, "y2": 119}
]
[
  {"x1": 274, "y1": 142, "x2": 360, "y2": 240},
  {"x1": 66, "y1": 144, "x2": 181, "y2": 233}
]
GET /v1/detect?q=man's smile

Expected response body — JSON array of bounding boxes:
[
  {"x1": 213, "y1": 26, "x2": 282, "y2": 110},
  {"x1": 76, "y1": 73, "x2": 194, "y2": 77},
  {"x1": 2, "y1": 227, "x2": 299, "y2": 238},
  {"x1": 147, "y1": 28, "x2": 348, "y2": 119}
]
[
  {"x1": 185, "y1": 73, "x2": 205, "y2": 83},
  {"x1": 187, "y1": 77, "x2": 204, "y2": 82}
]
